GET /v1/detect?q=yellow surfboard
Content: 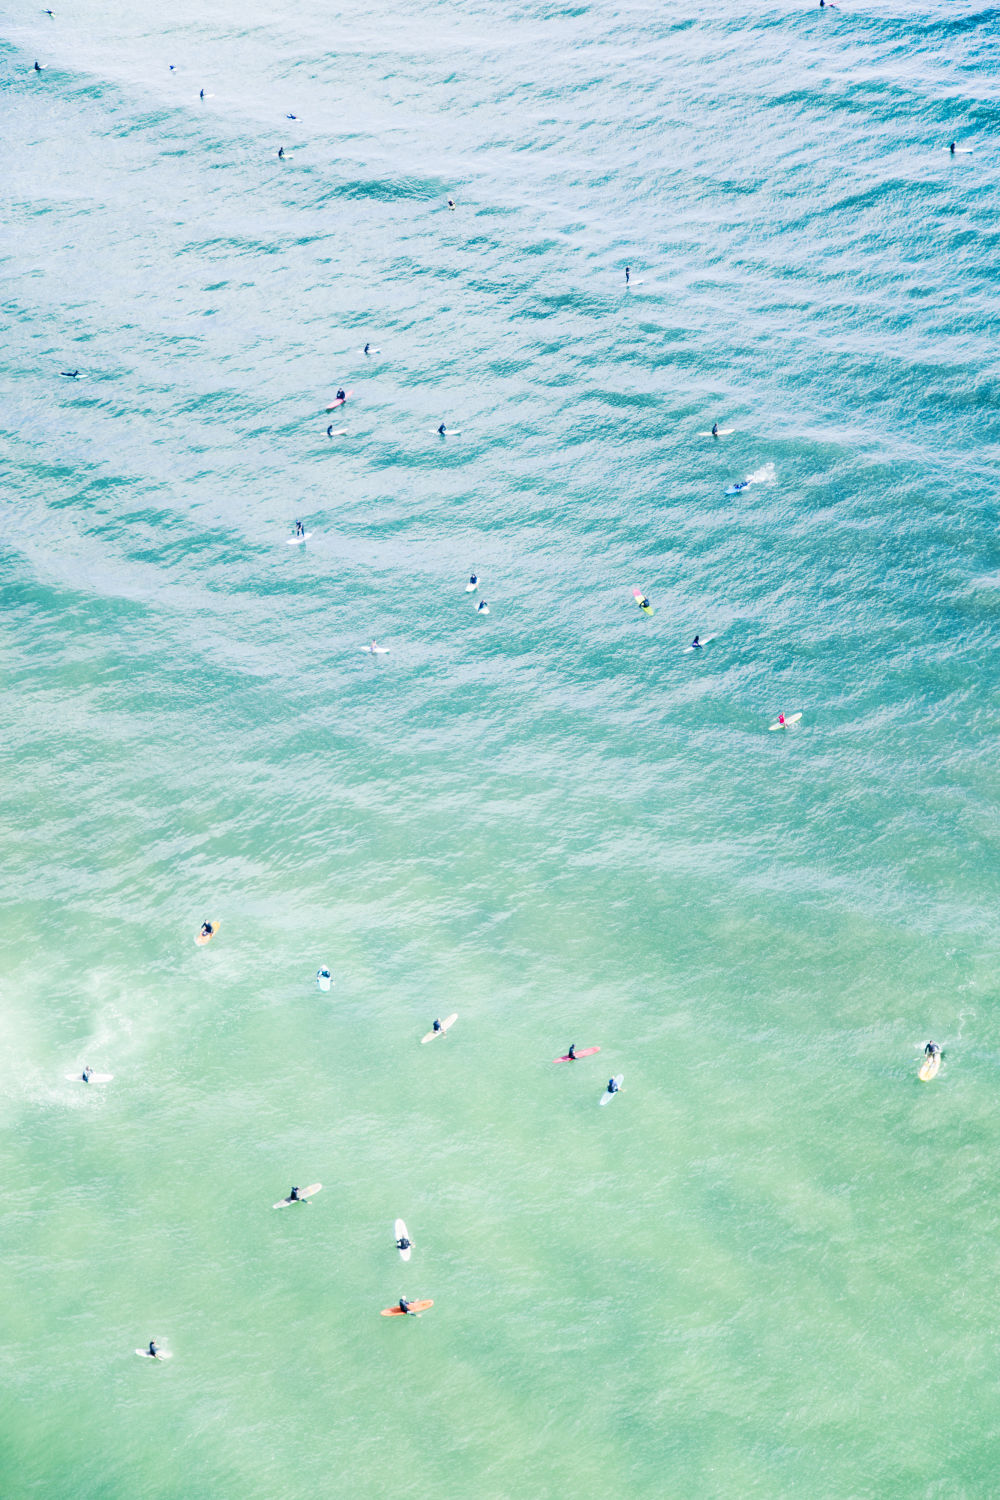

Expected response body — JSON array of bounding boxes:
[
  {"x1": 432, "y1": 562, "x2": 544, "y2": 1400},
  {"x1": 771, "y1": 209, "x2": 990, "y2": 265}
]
[
  {"x1": 195, "y1": 919, "x2": 220, "y2": 946},
  {"x1": 919, "y1": 1051, "x2": 941, "y2": 1081}
]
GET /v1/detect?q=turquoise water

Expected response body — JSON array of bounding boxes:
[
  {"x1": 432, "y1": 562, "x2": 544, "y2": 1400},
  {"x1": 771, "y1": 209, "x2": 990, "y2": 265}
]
[{"x1": 3, "y1": 1, "x2": 1000, "y2": 1495}]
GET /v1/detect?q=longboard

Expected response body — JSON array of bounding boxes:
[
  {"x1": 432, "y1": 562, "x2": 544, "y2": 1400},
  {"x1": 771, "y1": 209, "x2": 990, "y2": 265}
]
[
  {"x1": 421, "y1": 1013, "x2": 457, "y2": 1044},
  {"x1": 919, "y1": 1052, "x2": 941, "y2": 1081},
  {"x1": 600, "y1": 1074, "x2": 624, "y2": 1106},
  {"x1": 465, "y1": 579, "x2": 479, "y2": 592},
  {"x1": 325, "y1": 390, "x2": 353, "y2": 410},
  {"x1": 632, "y1": 587, "x2": 653, "y2": 616},
  {"x1": 698, "y1": 428, "x2": 734, "y2": 435},
  {"x1": 360, "y1": 645, "x2": 390, "y2": 654},
  {"x1": 433, "y1": 428, "x2": 462, "y2": 435},
  {"x1": 316, "y1": 969, "x2": 332, "y2": 992},
  {"x1": 286, "y1": 532, "x2": 313, "y2": 545},
  {"x1": 381, "y1": 1299, "x2": 432, "y2": 1316},
  {"x1": 554, "y1": 1047, "x2": 600, "y2": 1063},
  {"x1": 684, "y1": 635, "x2": 717, "y2": 652},
  {"x1": 326, "y1": 427, "x2": 348, "y2": 437},
  {"x1": 195, "y1": 920, "x2": 220, "y2": 946},
  {"x1": 135, "y1": 1348, "x2": 172, "y2": 1359},
  {"x1": 395, "y1": 1218, "x2": 412, "y2": 1262},
  {"x1": 66, "y1": 1071, "x2": 113, "y2": 1083},
  {"x1": 273, "y1": 1183, "x2": 322, "y2": 1209},
  {"x1": 768, "y1": 713, "x2": 802, "y2": 731}
]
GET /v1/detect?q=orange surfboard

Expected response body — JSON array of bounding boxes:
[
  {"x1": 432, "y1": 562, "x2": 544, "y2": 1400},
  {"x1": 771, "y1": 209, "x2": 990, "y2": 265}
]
[
  {"x1": 381, "y1": 1300, "x2": 433, "y2": 1317},
  {"x1": 195, "y1": 919, "x2": 221, "y2": 947}
]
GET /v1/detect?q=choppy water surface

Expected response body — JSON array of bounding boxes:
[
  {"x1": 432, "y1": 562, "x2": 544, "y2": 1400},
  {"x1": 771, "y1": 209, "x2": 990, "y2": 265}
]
[{"x1": 2, "y1": 2, "x2": 1000, "y2": 1496}]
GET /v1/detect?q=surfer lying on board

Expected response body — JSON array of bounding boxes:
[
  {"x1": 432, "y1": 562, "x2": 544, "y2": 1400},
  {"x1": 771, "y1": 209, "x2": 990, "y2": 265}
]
[{"x1": 605, "y1": 1077, "x2": 620, "y2": 1096}]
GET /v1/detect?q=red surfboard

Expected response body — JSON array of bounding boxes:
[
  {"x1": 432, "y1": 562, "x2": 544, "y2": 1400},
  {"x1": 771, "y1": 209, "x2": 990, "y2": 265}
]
[
  {"x1": 553, "y1": 1046, "x2": 601, "y2": 1063},
  {"x1": 381, "y1": 1300, "x2": 433, "y2": 1317},
  {"x1": 325, "y1": 389, "x2": 353, "y2": 411}
]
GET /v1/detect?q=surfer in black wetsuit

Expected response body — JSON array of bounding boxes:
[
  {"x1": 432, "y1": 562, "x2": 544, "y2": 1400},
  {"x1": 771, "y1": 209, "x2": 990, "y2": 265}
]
[
  {"x1": 711, "y1": 423, "x2": 719, "y2": 437},
  {"x1": 606, "y1": 1077, "x2": 620, "y2": 1095},
  {"x1": 567, "y1": 1044, "x2": 577, "y2": 1060},
  {"x1": 468, "y1": 574, "x2": 478, "y2": 588},
  {"x1": 924, "y1": 1041, "x2": 940, "y2": 1058},
  {"x1": 278, "y1": 147, "x2": 284, "y2": 159},
  {"x1": 200, "y1": 921, "x2": 214, "y2": 938},
  {"x1": 34, "y1": 60, "x2": 42, "y2": 71},
  {"x1": 638, "y1": 595, "x2": 651, "y2": 611},
  {"x1": 82, "y1": 1066, "x2": 93, "y2": 1082},
  {"x1": 148, "y1": 1340, "x2": 161, "y2": 1357},
  {"x1": 398, "y1": 1297, "x2": 415, "y2": 1314},
  {"x1": 294, "y1": 520, "x2": 305, "y2": 537},
  {"x1": 432, "y1": 1019, "x2": 443, "y2": 1034},
  {"x1": 691, "y1": 635, "x2": 702, "y2": 649},
  {"x1": 949, "y1": 142, "x2": 956, "y2": 155},
  {"x1": 625, "y1": 265, "x2": 631, "y2": 284},
  {"x1": 364, "y1": 343, "x2": 371, "y2": 355},
  {"x1": 199, "y1": 88, "x2": 204, "y2": 99},
  {"x1": 61, "y1": 370, "x2": 79, "y2": 378},
  {"x1": 288, "y1": 1186, "x2": 302, "y2": 1202},
  {"x1": 437, "y1": 423, "x2": 446, "y2": 435},
  {"x1": 396, "y1": 1234, "x2": 412, "y2": 1251}
]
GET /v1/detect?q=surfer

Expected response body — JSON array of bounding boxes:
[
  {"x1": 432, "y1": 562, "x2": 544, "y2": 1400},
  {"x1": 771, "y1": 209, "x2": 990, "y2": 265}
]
[
  {"x1": 147, "y1": 1340, "x2": 161, "y2": 1358},
  {"x1": 318, "y1": 967, "x2": 332, "y2": 984},
  {"x1": 364, "y1": 343, "x2": 371, "y2": 355},
  {"x1": 288, "y1": 1186, "x2": 302, "y2": 1202},
  {"x1": 34, "y1": 59, "x2": 42, "y2": 71},
  {"x1": 432, "y1": 1018, "x2": 443, "y2": 1034},
  {"x1": 199, "y1": 88, "x2": 204, "y2": 99},
  {"x1": 398, "y1": 1297, "x2": 416, "y2": 1314},
  {"x1": 326, "y1": 424, "x2": 335, "y2": 437},
  {"x1": 396, "y1": 1233, "x2": 412, "y2": 1252},
  {"x1": 278, "y1": 146, "x2": 284, "y2": 159},
  {"x1": 60, "y1": 370, "x2": 79, "y2": 378},
  {"x1": 711, "y1": 423, "x2": 719, "y2": 437},
  {"x1": 567, "y1": 1043, "x2": 577, "y2": 1060},
  {"x1": 477, "y1": 600, "x2": 489, "y2": 613},
  {"x1": 447, "y1": 197, "x2": 455, "y2": 210},
  {"x1": 637, "y1": 594, "x2": 651, "y2": 611},
  {"x1": 336, "y1": 388, "x2": 346, "y2": 403},
  {"x1": 691, "y1": 635, "x2": 702, "y2": 649},
  {"x1": 286, "y1": 113, "x2": 296, "y2": 120},
  {"x1": 81, "y1": 1066, "x2": 93, "y2": 1083},
  {"x1": 949, "y1": 141, "x2": 956, "y2": 155},
  {"x1": 625, "y1": 265, "x2": 630, "y2": 284},
  {"x1": 199, "y1": 921, "x2": 214, "y2": 939},
  {"x1": 468, "y1": 574, "x2": 478, "y2": 588},
  {"x1": 294, "y1": 519, "x2": 305, "y2": 537},
  {"x1": 775, "y1": 713, "x2": 787, "y2": 728},
  {"x1": 605, "y1": 1077, "x2": 620, "y2": 1096},
  {"x1": 924, "y1": 1041, "x2": 940, "y2": 1059}
]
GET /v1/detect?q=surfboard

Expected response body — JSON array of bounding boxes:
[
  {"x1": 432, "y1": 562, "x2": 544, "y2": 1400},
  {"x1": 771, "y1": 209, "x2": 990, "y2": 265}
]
[
  {"x1": 66, "y1": 1072, "x2": 114, "y2": 1083},
  {"x1": 360, "y1": 645, "x2": 390, "y2": 654},
  {"x1": 195, "y1": 920, "x2": 220, "y2": 946},
  {"x1": 600, "y1": 1075, "x2": 624, "y2": 1105},
  {"x1": 381, "y1": 1300, "x2": 433, "y2": 1316},
  {"x1": 476, "y1": 604, "x2": 490, "y2": 615},
  {"x1": 945, "y1": 147, "x2": 973, "y2": 153},
  {"x1": 684, "y1": 635, "x2": 717, "y2": 652},
  {"x1": 273, "y1": 1183, "x2": 322, "y2": 1208},
  {"x1": 919, "y1": 1051, "x2": 941, "y2": 1081},
  {"x1": 286, "y1": 532, "x2": 313, "y2": 545},
  {"x1": 768, "y1": 713, "x2": 803, "y2": 731},
  {"x1": 632, "y1": 587, "x2": 653, "y2": 616},
  {"x1": 554, "y1": 1047, "x2": 600, "y2": 1063},
  {"x1": 726, "y1": 480, "x2": 752, "y2": 495},
  {"x1": 433, "y1": 428, "x2": 462, "y2": 435},
  {"x1": 135, "y1": 1348, "x2": 172, "y2": 1359},
  {"x1": 421, "y1": 1013, "x2": 457, "y2": 1044},
  {"x1": 316, "y1": 969, "x2": 332, "y2": 992},
  {"x1": 698, "y1": 429, "x2": 734, "y2": 436},
  {"x1": 395, "y1": 1218, "x2": 412, "y2": 1261},
  {"x1": 465, "y1": 579, "x2": 479, "y2": 592},
  {"x1": 325, "y1": 390, "x2": 353, "y2": 410},
  {"x1": 326, "y1": 428, "x2": 348, "y2": 437}
]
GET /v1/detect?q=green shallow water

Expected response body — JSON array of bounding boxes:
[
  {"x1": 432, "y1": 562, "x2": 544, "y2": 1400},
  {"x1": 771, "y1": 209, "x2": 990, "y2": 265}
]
[{"x1": 2, "y1": 0, "x2": 1000, "y2": 1495}]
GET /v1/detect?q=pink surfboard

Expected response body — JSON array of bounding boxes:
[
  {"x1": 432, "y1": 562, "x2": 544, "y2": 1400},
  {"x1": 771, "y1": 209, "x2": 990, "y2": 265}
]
[
  {"x1": 553, "y1": 1046, "x2": 601, "y2": 1063},
  {"x1": 325, "y1": 389, "x2": 353, "y2": 411}
]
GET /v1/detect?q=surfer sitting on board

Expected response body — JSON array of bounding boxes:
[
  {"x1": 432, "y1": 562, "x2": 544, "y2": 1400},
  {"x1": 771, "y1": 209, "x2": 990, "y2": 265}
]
[
  {"x1": 605, "y1": 1077, "x2": 620, "y2": 1096},
  {"x1": 336, "y1": 388, "x2": 346, "y2": 403},
  {"x1": 200, "y1": 921, "x2": 214, "y2": 939},
  {"x1": 567, "y1": 1043, "x2": 577, "y2": 1059},
  {"x1": 396, "y1": 1234, "x2": 412, "y2": 1251},
  {"x1": 398, "y1": 1297, "x2": 416, "y2": 1315},
  {"x1": 288, "y1": 1186, "x2": 302, "y2": 1202},
  {"x1": 82, "y1": 1066, "x2": 93, "y2": 1082},
  {"x1": 438, "y1": 423, "x2": 447, "y2": 435},
  {"x1": 711, "y1": 423, "x2": 719, "y2": 438},
  {"x1": 691, "y1": 636, "x2": 702, "y2": 649},
  {"x1": 924, "y1": 1042, "x2": 940, "y2": 1059},
  {"x1": 432, "y1": 1018, "x2": 443, "y2": 1034},
  {"x1": 148, "y1": 1340, "x2": 161, "y2": 1358}
]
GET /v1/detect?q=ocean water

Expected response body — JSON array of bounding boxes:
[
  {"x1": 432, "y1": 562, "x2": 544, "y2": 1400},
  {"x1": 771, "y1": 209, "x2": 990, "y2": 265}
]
[{"x1": 2, "y1": 1, "x2": 1000, "y2": 1495}]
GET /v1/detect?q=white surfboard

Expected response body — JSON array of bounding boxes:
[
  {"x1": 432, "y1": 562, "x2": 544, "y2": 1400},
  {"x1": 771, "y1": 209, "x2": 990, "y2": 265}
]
[
  {"x1": 286, "y1": 532, "x2": 313, "y2": 545},
  {"x1": 395, "y1": 1218, "x2": 412, "y2": 1261},
  {"x1": 624, "y1": 278, "x2": 645, "y2": 287},
  {"x1": 66, "y1": 1072, "x2": 113, "y2": 1083},
  {"x1": 684, "y1": 635, "x2": 717, "y2": 652},
  {"x1": 476, "y1": 604, "x2": 490, "y2": 615},
  {"x1": 465, "y1": 578, "x2": 479, "y2": 593},
  {"x1": 433, "y1": 428, "x2": 462, "y2": 435},
  {"x1": 326, "y1": 428, "x2": 348, "y2": 437},
  {"x1": 768, "y1": 712, "x2": 803, "y2": 731},
  {"x1": 135, "y1": 1348, "x2": 172, "y2": 1359},
  {"x1": 698, "y1": 429, "x2": 734, "y2": 436},
  {"x1": 273, "y1": 1183, "x2": 322, "y2": 1208},
  {"x1": 945, "y1": 147, "x2": 974, "y2": 153},
  {"x1": 360, "y1": 644, "x2": 390, "y2": 654},
  {"x1": 316, "y1": 969, "x2": 332, "y2": 992},
  {"x1": 600, "y1": 1074, "x2": 624, "y2": 1106},
  {"x1": 421, "y1": 1012, "x2": 457, "y2": 1044}
]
